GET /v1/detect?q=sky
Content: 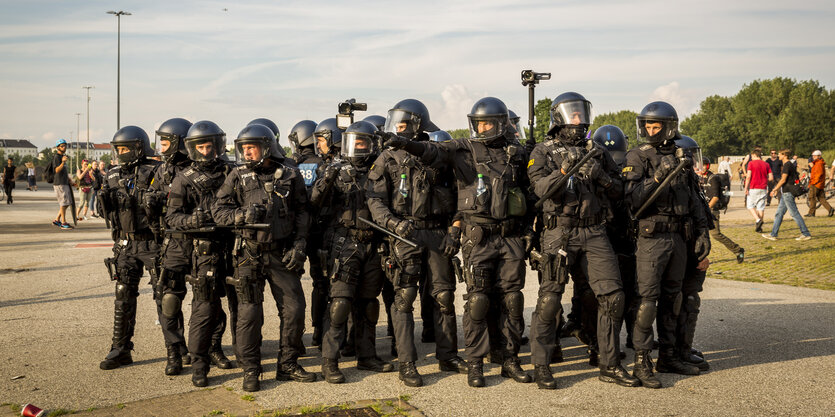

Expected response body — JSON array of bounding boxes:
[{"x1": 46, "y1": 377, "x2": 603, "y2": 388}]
[{"x1": 1, "y1": 0, "x2": 834, "y2": 152}]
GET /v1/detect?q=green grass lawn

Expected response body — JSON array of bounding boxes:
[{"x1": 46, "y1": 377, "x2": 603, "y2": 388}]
[{"x1": 707, "y1": 216, "x2": 835, "y2": 290}]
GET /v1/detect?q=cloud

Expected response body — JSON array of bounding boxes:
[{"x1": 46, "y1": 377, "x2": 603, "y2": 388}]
[
  {"x1": 436, "y1": 85, "x2": 477, "y2": 130},
  {"x1": 649, "y1": 82, "x2": 704, "y2": 117}
]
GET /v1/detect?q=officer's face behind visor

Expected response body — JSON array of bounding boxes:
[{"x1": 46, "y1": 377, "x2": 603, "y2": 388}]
[
  {"x1": 116, "y1": 145, "x2": 132, "y2": 155},
  {"x1": 160, "y1": 139, "x2": 171, "y2": 154},
  {"x1": 385, "y1": 110, "x2": 419, "y2": 137},
  {"x1": 554, "y1": 101, "x2": 593, "y2": 126},
  {"x1": 316, "y1": 134, "x2": 330, "y2": 155},
  {"x1": 342, "y1": 134, "x2": 372, "y2": 157},
  {"x1": 644, "y1": 122, "x2": 663, "y2": 138},
  {"x1": 241, "y1": 143, "x2": 263, "y2": 162}
]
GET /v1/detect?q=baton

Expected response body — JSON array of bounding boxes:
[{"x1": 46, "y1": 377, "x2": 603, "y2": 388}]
[
  {"x1": 632, "y1": 149, "x2": 689, "y2": 220},
  {"x1": 358, "y1": 217, "x2": 420, "y2": 248},
  {"x1": 535, "y1": 141, "x2": 600, "y2": 209},
  {"x1": 166, "y1": 223, "x2": 271, "y2": 234}
]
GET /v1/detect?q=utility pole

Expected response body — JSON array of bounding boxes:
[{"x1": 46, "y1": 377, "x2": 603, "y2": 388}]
[
  {"x1": 75, "y1": 112, "x2": 82, "y2": 170},
  {"x1": 107, "y1": 10, "x2": 131, "y2": 128},
  {"x1": 83, "y1": 86, "x2": 93, "y2": 165}
]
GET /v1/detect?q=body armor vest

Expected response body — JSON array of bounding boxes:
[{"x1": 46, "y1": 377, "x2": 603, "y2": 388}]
[
  {"x1": 235, "y1": 162, "x2": 300, "y2": 242},
  {"x1": 105, "y1": 160, "x2": 160, "y2": 233},
  {"x1": 381, "y1": 149, "x2": 455, "y2": 220},
  {"x1": 539, "y1": 140, "x2": 606, "y2": 219},
  {"x1": 458, "y1": 140, "x2": 527, "y2": 221}
]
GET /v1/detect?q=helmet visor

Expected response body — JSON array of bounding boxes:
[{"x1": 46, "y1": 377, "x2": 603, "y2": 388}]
[
  {"x1": 689, "y1": 147, "x2": 704, "y2": 173},
  {"x1": 235, "y1": 138, "x2": 269, "y2": 165},
  {"x1": 185, "y1": 137, "x2": 218, "y2": 162},
  {"x1": 156, "y1": 133, "x2": 180, "y2": 158},
  {"x1": 384, "y1": 109, "x2": 421, "y2": 137},
  {"x1": 637, "y1": 118, "x2": 678, "y2": 141},
  {"x1": 513, "y1": 121, "x2": 527, "y2": 140},
  {"x1": 112, "y1": 140, "x2": 142, "y2": 164},
  {"x1": 468, "y1": 116, "x2": 506, "y2": 141},
  {"x1": 341, "y1": 132, "x2": 374, "y2": 158},
  {"x1": 552, "y1": 100, "x2": 593, "y2": 126}
]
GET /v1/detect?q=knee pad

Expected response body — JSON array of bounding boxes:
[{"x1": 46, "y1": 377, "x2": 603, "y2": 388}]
[
  {"x1": 467, "y1": 293, "x2": 490, "y2": 321},
  {"x1": 535, "y1": 293, "x2": 562, "y2": 324},
  {"x1": 329, "y1": 297, "x2": 351, "y2": 326},
  {"x1": 161, "y1": 293, "x2": 181, "y2": 318},
  {"x1": 635, "y1": 300, "x2": 656, "y2": 330},
  {"x1": 363, "y1": 298, "x2": 380, "y2": 323},
  {"x1": 683, "y1": 293, "x2": 700, "y2": 314},
  {"x1": 435, "y1": 290, "x2": 455, "y2": 316},
  {"x1": 599, "y1": 290, "x2": 625, "y2": 321},
  {"x1": 394, "y1": 287, "x2": 418, "y2": 313},
  {"x1": 115, "y1": 283, "x2": 134, "y2": 301},
  {"x1": 503, "y1": 291, "x2": 524, "y2": 319}
]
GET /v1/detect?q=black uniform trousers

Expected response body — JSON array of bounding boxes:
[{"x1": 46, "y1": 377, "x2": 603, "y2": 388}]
[
  {"x1": 155, "y1": 236, "x2": 190, "y2": 348},
  {"x1": 634, "y1": 231, "x2": 687, "y2": 351},
  {"x1": 235, "y1": 250, "x2": 306, "y2": 372},
  {"x1": 390, "y1": 228, "x2": 458, "y2": 363},
  {"x1": 112, "y1": 238, "x2": 160, "y2": 349},
  {"x1": 322, "y1": 232, "x2": 385, "y2": 361},
  {"x1": 460, "y1": 224, "x2": 526, "y2": 361},
  {"x1": 530, "y1": 225, "x2": 623, "y2": 367},
  {"x1": 677, "y1": 251, "x2": 706, "y2": 353}
]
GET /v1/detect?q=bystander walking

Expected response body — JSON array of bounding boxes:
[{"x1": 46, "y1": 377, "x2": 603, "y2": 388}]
[
  {"x1": 744, "y1": 148, "x2": 773, "y2": 232},
  {"x1": 700, "y1": 158, "x2": 744, "y2": 262},
  {"x1": 25, "y1": 161, "x2": 37, "y2": 191},
  {"x1": 2, "y1": 158, "x2": 16, "y2": 204},
  {"x1": 90, "y1": 160, "x2": 103, "y2": 217},
  {"x1": 51, "y1": 139, "x2": 73, "y2": 230},
  {"x1": 762, "y1": 149, "x2": 811, "y2": 241},
  {"x1": 765, "y1": 149, "x2": 782, "y2": 206},
  {"x1": 75, "y1": 159, "x2": 94, "y2": 220},
  {"x1": 805, "y1": 150, "x2": 833, "y2": 217}
]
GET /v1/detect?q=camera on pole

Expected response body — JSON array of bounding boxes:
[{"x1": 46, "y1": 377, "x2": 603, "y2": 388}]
[
  {"x1": 520, "y1": 70, "x2": 551, "y2": 148},
  {"x1": 336, "y1": 98, "x2": 368, "y2": 130}
]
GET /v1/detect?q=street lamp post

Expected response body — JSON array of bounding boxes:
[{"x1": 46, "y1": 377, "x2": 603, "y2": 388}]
[
  {"x1": 107, "y1": 10, "x2": 131, "y2": 129},
  {"x1": 75, "y1": 112, "x2": 82, "y2": 170},
  {"x1": 83, "y1": 86, "x2": 93, "y2": 163}
]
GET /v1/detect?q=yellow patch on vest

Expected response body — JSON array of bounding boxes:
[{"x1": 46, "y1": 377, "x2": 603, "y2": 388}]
[
  {"x1": 622, "y1": 166, "x2": 633, "y2": 173},
  {"x1": 527, "y1": 159, "x2": 535, "y2": 168}
]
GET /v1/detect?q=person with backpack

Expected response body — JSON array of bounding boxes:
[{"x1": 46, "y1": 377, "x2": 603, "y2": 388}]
[
  {"x1": 700, "y1": 157, "x2": 744, "y2": 263},
  {"x1": 744, "y1": 148, "x2": 773, "y2": 232},
  {"x1": 762, "y1": 149, "x2": 811, "y2": 241}
]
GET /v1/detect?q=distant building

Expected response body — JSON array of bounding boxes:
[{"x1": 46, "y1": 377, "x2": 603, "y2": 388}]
[
  {"x1": 0, "y1": 139, "x2": 38, "y2": 158},
  {"x1": 66, "y1": 142, "x2": 112, "y2": 161}
]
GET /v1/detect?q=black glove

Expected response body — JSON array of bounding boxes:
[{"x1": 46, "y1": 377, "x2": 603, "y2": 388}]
[
  {"x1": 282, "y1": 239, "x2": 307, "y2": 272},
  {"x1": 578, "y1": 159, "x2": 602, "y2": 180},
  {"x1": 142, "y1": 192, "x2": 161, "y2": 212},
  {"x1": 694, "y1": 229, "x2": 711, "y2": 261},
  {"x1": 245, "y1": 204, "x2": 266, "y2": 224},
  {"x1": 522, "y1": 229, "x2": 536, "y2": 254},
  {"x1": 187, "y1": 209, "x2": 211, "y2": 229},
  {"x1": 559, "y1": 147, "x2": 584, "y2": 173},
  {"x1": 654, "y1": 154, "x2": 678, "y2": 182},
  {"x1": 384, "y1": 135, "x2": 409, "y2": 150},
  {"x1": 234, "y1": 209, "x2": 246, "y2": 226},
  {"x1": 682, "y1": 154, "x2": 694, "y2": 169},
  {"x1": 324, "y1": 162, "x2": 341, "y2": 182},
  {"x1": 441, "y1": 226, "x2": 462, "y2": 257}
]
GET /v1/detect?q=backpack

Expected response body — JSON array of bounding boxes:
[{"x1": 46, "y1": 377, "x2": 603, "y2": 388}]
[
  {"x1": 710, "y1": 173, "x2": 731, "y2": 211},
  {"x1": 43, "y1": 158, "x2": 55, "y2": 183}
]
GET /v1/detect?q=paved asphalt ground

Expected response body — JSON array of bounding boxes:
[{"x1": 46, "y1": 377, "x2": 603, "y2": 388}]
[{"x1": 1, "y1": 187, "x2": 834, "y2": 416}]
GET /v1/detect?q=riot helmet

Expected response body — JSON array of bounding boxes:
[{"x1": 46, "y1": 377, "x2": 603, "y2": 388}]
[
  {"x1": 341, "y1": 121, "x2": 379, "y2": 166},
  {"x1": 592, "y1": 125, "x2": 628, "y2": 166},
  {"x1": 637, "y1": 101, "x2": 679, "y2": 145},
  {"x1": 362, "y1": 115, "x2": 386, "y2": 131},
  {"x1": 508, "y1": 109, "x2": 526, "y2": 141},
  {"x1": 111, "y1": 125, "x2": 153, "y2": 166},
  {"x1": 468, "y1": 97, "x2": 509, "y2": 144},
  {"x1": 314, "y1": 118, "x2": 342, "y2": 157},
  {"x1": 156, "y1": 118, "x2": 192, "y2": 163},
  {"x1": 247, "y1": 118, "x2": 279, "y2": 138},
  {"x1": 547, "y1": 92, "x2": 593, "y2": 145},
  {"x1": 675, "y1": 134, "x2": 703, "y2": 172},
  {"x1": 184, "y1": 121, "x2": 226, "y2": 166},
  {"x1": 288, "y1": 120, "x2": 317, "y2": 152},
  {"x1": 235, "y1": 123, "x2": 279, "y2": 169},
  {"x1": 384, "y1": 99, "x2": 438, "y2": 139},
  {"x1": 428, "y1": 130, "x2": 453, "y2": 142}
]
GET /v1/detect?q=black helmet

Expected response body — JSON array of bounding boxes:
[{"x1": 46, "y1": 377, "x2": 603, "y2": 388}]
[
  {"x1": 362, "y1": 115, "x2": 386, "y2": 131},
  {"x1": 184, "y1": 120, "x2": 226, "y2": 164},
  {"x1": 637, "y1": 101, "x2": 679, "y2": 145},
  {"x1": 384, "y1": 99, "x2": 438, "y2": 139},
  {"x1": 341, "y1": 121, "x2": 379, "y2": 166},
  {"x1": 155, "y1": 118, "x2": 192, "y2": 163},
  {"x1": 247, "y1": 118, "x2": 279, "y2": 137},
  {"x1": 507, "y1": 109, "x2": 527, "y2": 141},
  {"x1": 314, "y1": 118, "x2": 342, "y2": 157},
  {"x1": 592, "y1": 125, "x2": 628, "y2": 166},
  {"x1": 288, "y1": 120, "x2": 317, "y2": 152},
  {"x1": 547, "y1": 92, "x2": 593, "y2": 141},
  {"x1": 675, "y1": 134, "x2": 703, "y2": 171},
  {"x1": 468, "y1": 97, "x2": 509, "y2": 143},
  {"x1": 235, "y1": 123, "x2": 279, "y2": 169},
  {"x1": 428, "y1": 130, "x2": 453, "y2": 142},
  {"x1": 111, "y1": 125, "x2": 153, "y2": 166}
]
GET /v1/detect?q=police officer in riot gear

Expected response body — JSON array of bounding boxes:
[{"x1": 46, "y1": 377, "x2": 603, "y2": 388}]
[
  {"x1": 99, "y1": 126, "x2": 162, "y2": 370},
  {"x1": 165, "y1": 120, "x2": 236, "y2": 387},
  {"x1": 312, "y1": 121, "x2": 394, "y2": 384},
  {"x1": 212, "y1": 123, "x2": 314, "y2": 392},
  {"x1": 508, "y1": 109, "x2": 527, "y2": 142},
  {"x1": 247, "y1": 118, "x2": 287, "y2": 158},
  {"x1": 528, "y1": 93, "x2": 639, "y2": 389},
  {"x1": 367, "y1": 99, "x2": 467, "y2": 387},
  {"x1": 314, "y1": 118, "x2": 343, "y2": 160},
  {"x1": 362, "y1": 115, "x2": 386, "y2": 131},
  {"x1": 143, "y1": 117, "x2": 193, "y2": 375},
  {"x1": 623, "y1": 101, "x2": 711, "y2": 388},
  {"x1": 385, "y1": 97, "x2": 532, "y2": 388}
]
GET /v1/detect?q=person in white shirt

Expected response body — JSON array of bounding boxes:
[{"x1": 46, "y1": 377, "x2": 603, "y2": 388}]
[{"x1": 718, "y1": 157, "x2": 731, "y2": 175}]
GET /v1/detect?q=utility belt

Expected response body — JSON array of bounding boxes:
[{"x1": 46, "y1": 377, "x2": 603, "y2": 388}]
[
  {"x1": 636, "y1": 214, "x2": 692, "y2": 239},
  {"x1": 347, "y1": 228, "x2": 375, "y2": 242},
  {"x1": 403, "y1": 217, "x2": 445, "y2": 230},
  {"x1": 165, "y1": 231, "x2": 188, "y2": 240},
  {"x1": 243, "y1": 239, "x2": 283, "y2": 253},
  {"x1": 465, "y1": 216, "x2": 523, "y2": 238},
  {"x1": 544, "y1": 214, "x2": 604, "y2": 229},
  {"x1": 119, "y1": 231, "x2": 155, "y2": 241}
]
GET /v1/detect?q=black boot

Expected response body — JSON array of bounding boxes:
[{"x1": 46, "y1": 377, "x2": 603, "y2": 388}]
[
  {"x1": 99, "y1": 345, "x2": 133, "y2": 370},
  {"x1": 357, "y1": 356, "x2": 394, "y2": 372},
  {"x1": 322, "y1": 358, "x2": 345, "y2": 384},
  {"x1": 599, "y1": 364, "x2": 641, "y2": 387},
  {"x1": 534, "y1": 365, "x2": 557, "y2": 390},
  {"x1": 633, "y1": 350, "x2": 661, "y2": 389},
  {"x1": 399, "y1": 361, "x2": 423, "y2": 387},
  {"x1": 656, "y1": 348, "x2": 700, "y2": 375},
  {"x1": 276, "y1": 362, "x2": 316, "y2": 382},
  {"x1": 560, "y1": 318, "x2": 578, "y2": 338},
  {"x1": 180, "y1": 344, "x2": 191, "y2": 365},
  {"x1": 501, "y1": 357, "x2": 532, "y2": 383},
  {"x1": 165, "y1": 344, "x2": 183, "y2": 376},
  {"x1": 192, "y1": 368, "x2": 208, "y2": 387},
  {"x1": 467, "y1": 359, "x2": 485, "y2": 388},
  {"x1": 209, "y1": 345, "x2": 235, "y2": 369},
  {"x1": 242, "y1": 369, "x2": 260, "y2": 392},
  {"x1": 680, "y1": 346, "x2": 710, "y2": 371},
  {"x1": 438, "y1": 356, "x2": 468, "y2": 374}
]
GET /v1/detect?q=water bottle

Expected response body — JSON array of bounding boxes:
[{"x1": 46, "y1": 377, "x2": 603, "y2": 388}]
[
  {"x1": 476, "y1": 173, "x2": 488, "y2": 197},
  {"x1": 398, "y1": 173, "x2": 409, "y2": 198}
]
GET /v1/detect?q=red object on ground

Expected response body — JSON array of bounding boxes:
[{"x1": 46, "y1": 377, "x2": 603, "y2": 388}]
[{"x1": 21, "y1": 403, "x2": 45, "y2": 417}]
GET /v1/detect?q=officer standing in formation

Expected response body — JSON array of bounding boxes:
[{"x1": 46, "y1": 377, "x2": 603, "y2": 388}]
[{"x1": 367, "y1": 99, "x2": 468, "y2": 387}]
